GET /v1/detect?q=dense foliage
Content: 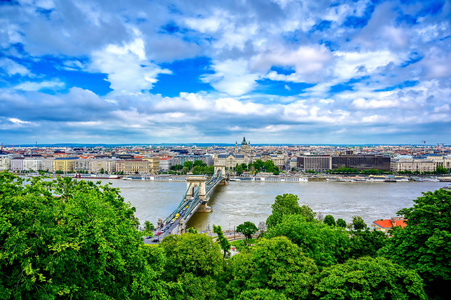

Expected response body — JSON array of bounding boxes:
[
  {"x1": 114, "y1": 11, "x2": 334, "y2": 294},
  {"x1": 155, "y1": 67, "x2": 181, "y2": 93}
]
[
  {"x1": 236, "y1": 221, "x2": 258, "y2": 241},
  {"x1": 379, "y1": 188, "x2": 451, "y2": 296},
  {"x1": 227, "y1": 237, "x2": 318, "y2": 299},
  {"x1": 267, "y1": 215, "x2": 351, "y2": 267},
  {"x1": 313, "y1": 257, "x2": 427, "y2": 300},
  {"x1": 266, "y1": 193, "x2": 316, "y2": 228},
  {"x1": 0, "y1": 172, "x2": 166, "y2": 299}
]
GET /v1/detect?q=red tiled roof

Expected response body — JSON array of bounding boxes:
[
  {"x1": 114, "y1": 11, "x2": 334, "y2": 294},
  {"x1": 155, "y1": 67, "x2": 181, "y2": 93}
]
[
  {"x1": 374, "y1": 219, "x2": 393, "y2": 229},
  {"x1": 373, "y1": 219, "x2": 407, "y2": 229}
]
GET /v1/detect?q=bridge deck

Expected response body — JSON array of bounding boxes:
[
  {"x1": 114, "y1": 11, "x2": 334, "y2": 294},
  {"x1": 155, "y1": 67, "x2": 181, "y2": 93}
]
[{"x1": 149, "y1": 170, "x2": 224, "y2": 242}]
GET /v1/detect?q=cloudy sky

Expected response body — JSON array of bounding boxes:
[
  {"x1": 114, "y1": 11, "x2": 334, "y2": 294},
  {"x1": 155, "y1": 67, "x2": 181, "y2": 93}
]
[{"x1": 1, "y1": 0, "x2": 450, "y2": 145}]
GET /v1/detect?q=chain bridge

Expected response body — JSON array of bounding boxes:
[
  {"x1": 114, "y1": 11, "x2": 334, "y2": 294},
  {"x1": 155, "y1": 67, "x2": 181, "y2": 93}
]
[{"x1": 151, "y1": 165, "x2": 227, "y2": 240}]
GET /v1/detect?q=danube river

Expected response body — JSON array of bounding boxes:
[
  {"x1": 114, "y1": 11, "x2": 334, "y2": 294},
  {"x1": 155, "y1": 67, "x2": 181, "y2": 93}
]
[{"x1": 94, "y1": 179, "x2": 446, "y2": 231}]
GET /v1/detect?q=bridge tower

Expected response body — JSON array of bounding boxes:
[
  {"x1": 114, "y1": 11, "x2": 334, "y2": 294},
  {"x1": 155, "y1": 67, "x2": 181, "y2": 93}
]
[
  {"x1": 214, "y1": 164, "x2": 228, "y2": 185},
  {"x1": 214, "y1": 165, "x2": 226, "y2": 177},
  {"x1": 185, "y1": 175, "x2": 207, "y2": 200}
]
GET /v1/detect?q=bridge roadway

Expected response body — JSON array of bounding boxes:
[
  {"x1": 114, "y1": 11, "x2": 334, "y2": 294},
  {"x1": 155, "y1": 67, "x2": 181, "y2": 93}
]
[{"x1": 145, "y1": 168, "x2": 225, "y2": 244}]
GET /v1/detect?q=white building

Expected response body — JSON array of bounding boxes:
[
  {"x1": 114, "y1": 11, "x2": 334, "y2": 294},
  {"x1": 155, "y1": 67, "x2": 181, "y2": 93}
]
[
  {"x1": 23, "y1": 157, "x2": 43, "y2": 171},
  {"x1": 90, "y1": 159, "x2": 118, "y2": 174},
  {"x1": 41, "y1": 158, "x2": 55, "y2": 172},
  {"x1": 159, "y1": 157, "x2": 173, "y2": 172},
  {"x1": 0, "y1": 155, "x2": 11, "y2": 171},
  {"x1": 10, "y1": 158, "x2": 24, "y2": 171}
]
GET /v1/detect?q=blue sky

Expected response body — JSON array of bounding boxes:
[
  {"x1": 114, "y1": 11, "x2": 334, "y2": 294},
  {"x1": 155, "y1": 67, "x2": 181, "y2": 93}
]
[{"x1": 0, "y1": 0, "x2": 450, "y2": 145}]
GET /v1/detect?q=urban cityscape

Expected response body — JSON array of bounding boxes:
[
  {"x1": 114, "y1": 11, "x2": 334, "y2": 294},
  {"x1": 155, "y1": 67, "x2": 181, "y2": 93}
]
[
  {"x1": 1, "y1": 0, "x2": 451, "y2": 299},
  {"x1": 1, "y1": 138, "x2": 451, "y2": 177}
]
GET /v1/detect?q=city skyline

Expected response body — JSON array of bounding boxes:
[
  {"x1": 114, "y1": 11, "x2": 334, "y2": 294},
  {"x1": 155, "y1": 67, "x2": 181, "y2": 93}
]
[{"x1": 1, "y1": 0, "x2": 450, "y2": 145}]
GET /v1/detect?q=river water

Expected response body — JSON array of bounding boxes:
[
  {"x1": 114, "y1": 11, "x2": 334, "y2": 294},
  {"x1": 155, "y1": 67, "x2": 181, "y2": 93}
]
[{"x1": 94, "y1": 179, "x2": 445, "y2": 231}]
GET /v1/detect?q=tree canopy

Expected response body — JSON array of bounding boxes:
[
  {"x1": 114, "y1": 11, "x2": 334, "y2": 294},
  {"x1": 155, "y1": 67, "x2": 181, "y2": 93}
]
[
  {"x1": 352, "y1": 215, "x2": 367, "y2": 230},
  {"x1": 323, "y1": 214, "x2": 336, "y2": 226},
  {"x1": 266, "y1": 193, "x2": 316, "y2": 228},
  {"x1": 313, "y1": 257, "x2": 427, "y2": 300},
  {"x1": 227, "y1": 237, "x2": 318, "y2": 299},
  {"x1": 267, "y1": 215, "x2": 350, "y2": 268},
  {"x1": 0, "y1": 172, "x2": 166, "y2": 299},
  {"x1": 379, "y1": 188, "x2": 451, "y2": 294},
  {"x1": 160, "y1": 232, "x2": 222, "y2": 281},
  {"x1": 213, "y1": 224, "x2": 231, "y2": 259},
  {"x1": 236, "y1": 221, "x2": 258, "y2": 241}
]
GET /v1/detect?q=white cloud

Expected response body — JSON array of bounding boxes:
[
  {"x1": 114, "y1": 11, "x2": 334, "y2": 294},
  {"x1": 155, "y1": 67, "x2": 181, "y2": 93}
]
[
  {"x1": 90, "y1": 34, "x2": 172, "y2": 95},
  {"x1": 201, "y1": 59, "x2": 260, "y2": 96},
  {"x1": 334, "y1": 50, "x2": 402, "y2": 80},
  {"x1": 252, "y1": 45, "x2": 332, "y2": 82},
  {"x1": 352, "y1": 98, "x2": 400, "y2": 110},
  {"x1": 8, "y1": 117, "x2": 31, "y2": 124},
  {"x1": 14, "y1": 80, "x2": 65, "y2": 91},
  {"x1": 0, "y1": 58, "x2": 31, "y2": 77}
]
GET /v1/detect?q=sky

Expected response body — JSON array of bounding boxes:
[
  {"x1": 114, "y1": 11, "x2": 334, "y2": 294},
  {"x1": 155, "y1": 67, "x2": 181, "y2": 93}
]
[{"x1": 0, "y1": 0, "x2": 450, "y2": 145}]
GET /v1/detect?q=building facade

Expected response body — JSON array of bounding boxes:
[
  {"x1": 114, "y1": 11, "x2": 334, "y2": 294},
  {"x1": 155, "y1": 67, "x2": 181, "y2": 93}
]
[
  {"x1": 215, "y1": 153, "x2": 250, "y2": 169},
  {"x1": 332, "y1": 155, "x2": 391, "y2": 171},
  {"x1": 172, "y1": 155, "x2": 214, "y2": 166},
  {"x1": 0, "y1": 155, "x2": 11, "y2": 171},
  {"x1": 10, "y1": 158, "x2": 24, "y2": 171},
  {"x1": 391, "y1": 158, "x2": 436, "y2": 173},
  {"x1": 142, "y1": 157, "x2": 160, "y2": 174},
  {"x1": 23, "y1": 157, "x2": 43, "y2": 171},
  {"x1": 116, "y1": 160, "x2": 149, "y2": 174},
  {"x1": 297, "y1": 156, "x2": 332, "y2": 171},
  {"x1": 90, "y1": 159, "x2": 118, "y2": 174},
  {"x1": 54, "y1": 158, "x2": 77, "y2": 172},
  {"x1": 159, "y1": 157, "x2": 173, "y2": 172}
]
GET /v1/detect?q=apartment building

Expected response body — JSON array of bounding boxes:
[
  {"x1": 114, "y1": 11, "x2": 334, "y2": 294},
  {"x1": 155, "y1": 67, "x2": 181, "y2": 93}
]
[
  {"x1": 116, "y1": 159, "x2": 149, "y2": 174},
  {"x1": 0, "y1": 155, "x2": 11, "y2": 171},
  {"x1": 54, "y1": 157, "x2": 78, "y2": 172},
  {"x1": 23, "y1": 157, "x2": 43, "y2": 171},
  {"x1": 297, "y1": 156, "x2": 332, "y2": 171}
]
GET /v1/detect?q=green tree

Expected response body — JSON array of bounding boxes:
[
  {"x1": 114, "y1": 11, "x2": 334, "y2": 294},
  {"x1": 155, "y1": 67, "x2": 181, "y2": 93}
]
[
  {"x1": 435, "y1": 165, "x2": 449, "y2": 174},
  {"x1": 349, "y1": 228, "x2": 387, "y2": 259},
  {"x1": 144, "y1": 220, "x2": 155, "y2": 236},
  {"x1": 159, "y1": 233, "x2": 223, "y2": 299},
  {"x1": 263, "y1": 160, "x2": 275, "y2": 173},
  {"x1": 171, "y1": 164, "x2": 183, "y2": 171},
  {"x1": 235, "y1": 164, "x2": 244, "y2": 176},
  {"x1": 170, "y1": 272, "x2": 219, "y2": 300},
  {"x1": 352, "y1": 215, "x2": 367, "y2": 230},
  {"x1": 187, "y1": 227, "x2": 199, "y2": 233},
  {"x1": 313, "y1": 257, "x2": 427, "y2": 300},
  {"x1": 241, "y1": 163, "x2": 248, "y2": 170},
  {"x1": 252, "y1": 159, "x2": 265, "y2": 172},
  {"x1": 266, "y1": 194, "x2": 316, "y2": 228},
  {"x1": 160, "y1": 233, "x2": 223, "y2": 281},
  {"x1": 237, "y1": 288, "x2": 287, "y2": 300},
  {"x1": 183, "y1": 161, "x2": 194, "y2": 170},
  {"x1": 236, "y1": 221, "x2": 259, "y2": 241},
  {"x1": 0, "y1": 172, "x2": 166, "y2": 299},
  {"x1": 227, "y1": 237, "x2": 318, "y2": 299},
  {"x1": 323, "y1": 215, "x2": 336, "y2": 226},
  {"x1": 267, "y1": 215, "x2": 350, "y2": 268},
  {"x1": 336, "y1": 218, "x2": 347, "y2": 228},
  {"x1": 193, "y1": 160, "x2": 207, "y2": 167},
  {"x1": 378, "y1": 188, "x2": 451, "y2": 295},
  {"x1": 213, "y1": 224, "x2": 231, "y2": 259}
]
